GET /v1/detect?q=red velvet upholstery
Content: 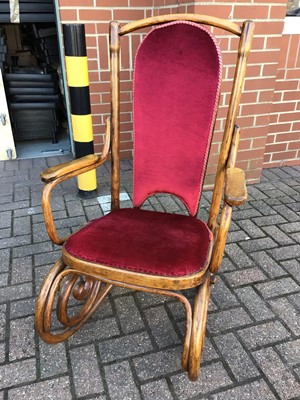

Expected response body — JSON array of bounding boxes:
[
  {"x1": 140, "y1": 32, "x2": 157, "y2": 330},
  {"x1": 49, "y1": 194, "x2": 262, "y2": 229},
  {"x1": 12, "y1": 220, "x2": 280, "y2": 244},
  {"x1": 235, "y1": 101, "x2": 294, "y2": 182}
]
[
  {"x1": 133, "y1": 21, "x2": 222, "y2": 216},
  {"x1": 64, "y1": 208, "x2": 213, "y2": 277}
]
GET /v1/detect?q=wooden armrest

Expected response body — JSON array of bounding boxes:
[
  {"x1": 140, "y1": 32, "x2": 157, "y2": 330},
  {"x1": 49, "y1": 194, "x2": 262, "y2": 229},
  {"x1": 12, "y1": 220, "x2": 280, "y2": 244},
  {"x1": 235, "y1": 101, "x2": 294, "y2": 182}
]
[
  {"x1": 41, "y1": 154, "x2": 100, "y2": 183},
  {"x1": 41, "y1": 117, "x2": 111, "y2": 183},
  {"x1": 224, "y1": 167, "x2": 247, "y2": 206},
  {"x1": 41, "y1": 117, "x2": 111, "y2": 245}
]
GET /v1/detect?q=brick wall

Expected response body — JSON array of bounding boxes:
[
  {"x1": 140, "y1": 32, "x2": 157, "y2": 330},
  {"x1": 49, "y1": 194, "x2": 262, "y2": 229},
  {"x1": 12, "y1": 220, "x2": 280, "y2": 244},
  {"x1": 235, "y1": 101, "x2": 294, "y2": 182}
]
[
  {"x1": 263, "y1": 33, "x2": 300, "y2": 168},
  {"x1": 58, "y1": 0, "x2": 298, "y2": 184}
]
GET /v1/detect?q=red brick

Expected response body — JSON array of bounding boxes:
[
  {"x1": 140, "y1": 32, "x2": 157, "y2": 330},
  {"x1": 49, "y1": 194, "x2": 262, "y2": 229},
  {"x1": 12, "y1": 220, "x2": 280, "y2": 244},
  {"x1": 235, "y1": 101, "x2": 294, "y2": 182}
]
[
  {"x1": 275, "y1": 132, "x2": 299, "y2": 142},
  {"x1": 271, "y1": 102, "x2": 296, "y2": 113},
  {"x1": 272, "y1": 91, "x2": 282, "y2": 102},
  {"x1": 236, "y1": 115, "x2": 255, "y2": 127},
  {"x1": 89, "y1": 71, "x2": 100, "y2": 83},
  {"x1": 120, "y1": 35, "x2": 130, "y2": 69},
  {"x1": 265, "y1": 133, "x2": 275, "y2": 144},
  {"x1": 258, "y1": 90, "x2": 275, "y2": 103},
  {"x1": 220, "y1": 80, "x2": 234, "y2": 95},
  {"x1": 268, "y1": 122, "x2": 293, "y2": 134},
  {"x1": 79, "y1": 9, "x2": 112, "y2": 21},
  {"x1": 287, "y1": 35, "x2": 300, "y2": 69},
  {"x1": 239, "y1": 148, "x2": 265, "y2": 160},
  {"x1": 243, "y1": 126, "x2": 269, "y2": 139},
  {"x1": 235, "y1": 160, "x2": 249, "y2": 172},
  {"x1": 121, "y1": 122, "x2": 133, "y2": 132},
  {"x1": 240, "y1": 91, "x2": 258, "y2": 105},
  {"x1": 194, "y1": 4, "x2": 232, "y2": 19},
  {"x1": 278, "y1": 35, "x2": 290, "y2": 68},
  {"x1": 113, "y1": 9, "x2": 145, "y2": 21},
  {"x1": 120, "y1": 112, "x2": 132, "y2": 123},
  {"x1": 60, "y1": 0, "x2": 93, "y2": 5},
  {"x1": 275, "y1": 80, "x2": 298, "y2": 91},
  {"x1": 272, "y1": 150, "x2": 297, "y2": 161},
  {"x1": 120, "y1": 149, "x2": 133, "y2": 159},
  {"x1": 266, "y1": 35, "x2": 285, "y2": 51},
  {"x1": 263, "y1": 160, "x2": 297, "y2": 168},
  {"x1": 120, "y1": 102, "x2": 133, "y2": 113},
  {"x1": 88, "y1": 59, "x2": 99, "y2": 71},
  {"x1": 263, "y1": 63, "x2": 278, "y2": 77},
  {"x1": 245, "y1": 172, "x2": 261, "y2": 185},
  {"x1": 253, "y1": 136, "x2": 268, "y2": 149},
  {"x1": 98, "y1": 36, "x2": 109, "y2": 71},
  {"x1": 96, "y1": 23, "x2": 109, "y2": 34},
  {"x1": 250, "y1": 37, "x2": 265, "y2": 51},
  {"x1": 256, "y1": 115, "x2": 270, "y2": 126},
  {"x1": 245, "y1": 64, "x2": 262, "y2": 78},
  {"x1": 269, "y1": 5, "x2": 288, "y2": 19},
  {"x1": 265, "y1": 143, "x2": 288, "y2": 153},
  {"x1": 91, "y1": 103, "x2": 110, "y2": 114},
  {"x1": 288, "y1": 140, "x2": 300, "y2": 150},
  {"x1": 244, "y1": 77, "x2": 276, "y2": 92},
  {"x1": 97, "y1": 0, "x2": 128, "y2": 5},
  {"x1": 86, "y1": 49, "x2": 97, "y2": 60},
  {"x1": 222, "y1": 52, "x2": 238, "y2": 65},
  {"x1": 129, "y1": 0, "x2": 154, "y2": 5},
  {"x1": 242, "y1": 102, "x2": 271, "y2": 116},
  {"x1": 276, "y1": 69, "x2": 285, "y2": 80},
  {"x1": 292, "y1": 121, "x2": 300, "y2": 131},
  {"x1": 239, "y1": 139, "x2": 252, "y2": 151},
  {"x1": 283, "y1": 90, "x2": 300, "y2": 102},
  {"x1": 249, "y1": 158, "x2": 264, "y2": 170},
  {"x1": 90, "y1": 93, "x2": 101, "y2": 104},
  {"x1": 254, "y1": 21, "x2": 284, "y2": 35},
  {"x1": 233, "y1": 5, "x2": 269, "y2": 19},
  {"x1": 92, "y1": 115, "x2": 101, "y2": 125},
  {"x1": 91, "y1": 82, "x2": 110, "y2": 93},
  {"x1": 270, "y1": 114, "x2": 278, "y2": 124},
  {"x1": 279, "y1": 111, "x2": 300, "y2": 123},
  {"x1": 218, "y1": 38, "x2": 230, "y2": 53},
  {"x1": 286, "y1": 69, "x2": 300, "y2": 80},
  {"x1": 59, "y1": 9, "x2": 77, "y2": 21},
  {"x1": 254, "y1": 0, "x2": 284, "y2": 3},
  {"x1": 229, "y1": 36, "x2": 239, "y2": 52}
]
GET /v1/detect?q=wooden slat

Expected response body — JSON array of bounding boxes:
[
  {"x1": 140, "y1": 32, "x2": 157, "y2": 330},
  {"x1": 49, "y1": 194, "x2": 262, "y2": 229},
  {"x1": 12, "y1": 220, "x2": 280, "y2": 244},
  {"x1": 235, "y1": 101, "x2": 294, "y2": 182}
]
[{"x1": 120, "y1": 14, "x2": 242, "y2": 36}]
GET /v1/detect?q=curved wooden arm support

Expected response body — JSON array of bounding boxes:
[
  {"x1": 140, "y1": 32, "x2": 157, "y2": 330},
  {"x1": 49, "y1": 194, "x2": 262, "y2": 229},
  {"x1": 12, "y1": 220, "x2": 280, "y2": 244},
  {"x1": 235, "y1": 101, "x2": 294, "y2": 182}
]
[
  {"x1": 209, "y1": 203, "x2": 232, "y2": 275},
  {"x1": 41, "y1": 154, "x2": 99, "y2": 183},
  {"x1": 225, "y1": 167, "x2": 247, "y2": 207},
  {"x1": 42, "y1": 117, "x2": 111, "y2": 245},
  {"x1": 41, "y1": 117, "x2": 111, "y2": 183}
]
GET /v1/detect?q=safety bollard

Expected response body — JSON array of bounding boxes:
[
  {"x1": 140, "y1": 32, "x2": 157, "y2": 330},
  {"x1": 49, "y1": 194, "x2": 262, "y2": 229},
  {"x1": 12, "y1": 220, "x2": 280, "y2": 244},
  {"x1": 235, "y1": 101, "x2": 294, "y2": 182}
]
[{"x1": 63, "y1": 24, "x2": 97, "y2": 198}]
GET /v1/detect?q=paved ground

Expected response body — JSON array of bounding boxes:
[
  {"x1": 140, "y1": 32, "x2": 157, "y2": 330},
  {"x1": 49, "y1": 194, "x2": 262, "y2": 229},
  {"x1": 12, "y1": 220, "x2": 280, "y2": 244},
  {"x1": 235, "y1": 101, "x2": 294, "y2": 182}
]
[{"x1": 0, "y1": 155, "x2": 300, "y2": 400}]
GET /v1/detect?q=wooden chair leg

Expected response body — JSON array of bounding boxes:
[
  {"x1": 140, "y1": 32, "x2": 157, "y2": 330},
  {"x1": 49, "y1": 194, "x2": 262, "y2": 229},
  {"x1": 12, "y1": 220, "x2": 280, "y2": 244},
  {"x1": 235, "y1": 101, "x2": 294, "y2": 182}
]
[
  {"x1": 188, "y1": 271, "x2": 211, "y2": 381},
  {"x1": 35, "y1": 258, "x2": 113, "y2": 344}
]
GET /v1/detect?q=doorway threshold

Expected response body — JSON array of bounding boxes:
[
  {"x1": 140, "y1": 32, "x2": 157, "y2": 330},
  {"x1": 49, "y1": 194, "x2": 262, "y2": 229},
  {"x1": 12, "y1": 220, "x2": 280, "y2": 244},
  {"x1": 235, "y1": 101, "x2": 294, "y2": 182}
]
[{"x1": 15, "y1": 134, "x2": 70, "y2": 159}]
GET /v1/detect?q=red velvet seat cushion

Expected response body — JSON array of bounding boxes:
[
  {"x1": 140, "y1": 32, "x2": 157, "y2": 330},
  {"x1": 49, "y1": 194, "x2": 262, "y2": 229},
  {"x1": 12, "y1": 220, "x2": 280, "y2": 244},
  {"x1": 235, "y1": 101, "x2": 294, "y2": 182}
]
[{"x1": 64, "y1": 208, "x2": 213, "y2": 277}]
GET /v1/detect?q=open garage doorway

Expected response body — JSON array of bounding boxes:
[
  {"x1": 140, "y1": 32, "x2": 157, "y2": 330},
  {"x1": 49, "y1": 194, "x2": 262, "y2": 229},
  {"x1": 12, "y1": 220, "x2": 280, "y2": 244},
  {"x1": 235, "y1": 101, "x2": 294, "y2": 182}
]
[{"x1": 0, "y1": 0, "x2": 72, "y2": 160}]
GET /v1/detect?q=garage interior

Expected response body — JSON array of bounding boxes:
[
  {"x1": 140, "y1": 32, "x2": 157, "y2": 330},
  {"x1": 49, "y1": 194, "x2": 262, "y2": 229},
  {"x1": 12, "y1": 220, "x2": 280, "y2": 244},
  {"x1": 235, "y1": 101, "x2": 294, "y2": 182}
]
[{"x1": 0, "y1": 0, "x2": 71, "y2": 159}]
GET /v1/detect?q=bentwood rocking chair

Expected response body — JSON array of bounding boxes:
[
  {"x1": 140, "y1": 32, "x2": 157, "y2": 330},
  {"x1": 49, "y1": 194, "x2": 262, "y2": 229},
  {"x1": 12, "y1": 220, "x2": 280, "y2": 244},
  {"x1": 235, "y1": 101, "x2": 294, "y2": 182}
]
[{"x1": 36, "y1": 14, "x2": 254, "y2": 380}]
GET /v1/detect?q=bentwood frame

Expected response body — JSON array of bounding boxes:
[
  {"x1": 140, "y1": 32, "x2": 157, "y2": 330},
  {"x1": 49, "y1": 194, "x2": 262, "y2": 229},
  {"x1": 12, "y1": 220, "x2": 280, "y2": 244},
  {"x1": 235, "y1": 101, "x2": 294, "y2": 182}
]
[{"x1": 35, "y1": 14, "x2": 254, "y2": 381}]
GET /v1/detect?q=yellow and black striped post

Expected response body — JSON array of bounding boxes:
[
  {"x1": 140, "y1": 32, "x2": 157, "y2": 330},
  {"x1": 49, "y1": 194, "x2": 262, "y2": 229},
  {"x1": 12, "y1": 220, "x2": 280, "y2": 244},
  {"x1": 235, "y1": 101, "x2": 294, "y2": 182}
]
[{"x1": 63, "y1": 24, "x2": 97, "y2": 198}]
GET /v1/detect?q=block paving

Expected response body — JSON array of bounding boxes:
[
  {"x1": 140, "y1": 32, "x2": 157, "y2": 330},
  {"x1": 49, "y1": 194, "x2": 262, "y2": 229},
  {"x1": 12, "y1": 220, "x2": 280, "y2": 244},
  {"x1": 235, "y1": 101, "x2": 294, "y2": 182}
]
[{"x1": 0, "y1": 155, "x2": 300, "y2": 399}]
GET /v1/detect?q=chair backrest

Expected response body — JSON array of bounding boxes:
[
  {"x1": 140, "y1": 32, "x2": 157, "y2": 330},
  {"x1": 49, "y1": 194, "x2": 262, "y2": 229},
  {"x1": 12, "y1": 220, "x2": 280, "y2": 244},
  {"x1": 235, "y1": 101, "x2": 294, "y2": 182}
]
[
  {"x1": 133, "y1": 21, "x2": 222, "y2": 216},
  {"x1": 109, "y1": 15, "x2": 254, "y2": 223}
]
